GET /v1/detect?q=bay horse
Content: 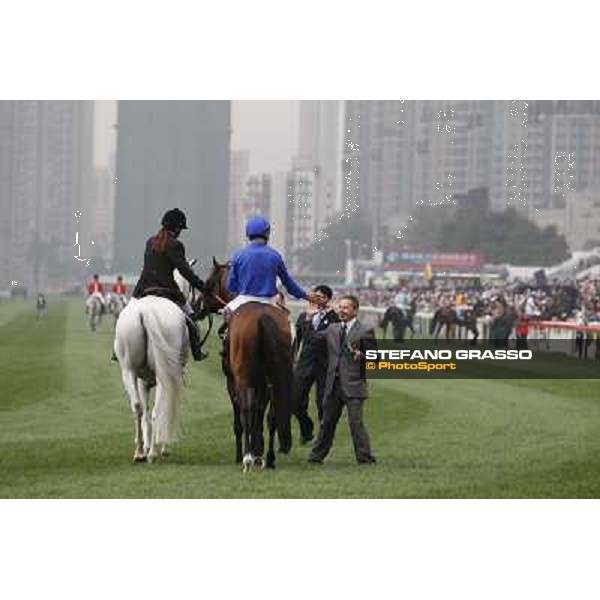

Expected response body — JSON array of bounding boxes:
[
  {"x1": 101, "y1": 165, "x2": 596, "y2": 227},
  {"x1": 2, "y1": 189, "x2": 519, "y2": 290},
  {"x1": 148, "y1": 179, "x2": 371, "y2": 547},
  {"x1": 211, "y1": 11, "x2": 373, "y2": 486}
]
[
  {"x1": 201, "y1": 257, "x2": 293, "y2": 471},
  {"x1": 431, "y1": 306, "x2": 457, "y2": 341},
  {"x1": 455, "y1": 303, "x2": 483, "y2": 345},
  {"x1": 380, "y1": 306, "x2": 407, "y2": 341}
]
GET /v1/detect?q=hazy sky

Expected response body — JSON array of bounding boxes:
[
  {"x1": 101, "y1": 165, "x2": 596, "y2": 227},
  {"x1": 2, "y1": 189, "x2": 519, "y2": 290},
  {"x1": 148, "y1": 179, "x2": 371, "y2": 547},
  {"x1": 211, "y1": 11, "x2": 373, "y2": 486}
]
[
  {"x1": 231, "y1": 101, "x2": 297, "y2": 173},
  {"x1": 94, "y1": 100, "x2": 297, "y2": 174}
]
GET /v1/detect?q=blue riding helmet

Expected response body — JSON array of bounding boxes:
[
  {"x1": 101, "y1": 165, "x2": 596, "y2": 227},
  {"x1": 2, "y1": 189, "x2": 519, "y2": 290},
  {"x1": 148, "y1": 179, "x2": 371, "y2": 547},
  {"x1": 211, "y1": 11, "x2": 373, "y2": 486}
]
[{"x1": 245, "y1": 215, "x2": 271, "y2": 239}]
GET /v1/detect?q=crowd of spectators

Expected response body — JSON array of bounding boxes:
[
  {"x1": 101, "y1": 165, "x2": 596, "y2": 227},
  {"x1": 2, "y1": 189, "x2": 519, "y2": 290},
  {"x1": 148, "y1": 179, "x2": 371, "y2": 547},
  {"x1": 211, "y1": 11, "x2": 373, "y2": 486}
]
[{"x1": 314, "y1": 277, "x2": 600, "y2": 324}]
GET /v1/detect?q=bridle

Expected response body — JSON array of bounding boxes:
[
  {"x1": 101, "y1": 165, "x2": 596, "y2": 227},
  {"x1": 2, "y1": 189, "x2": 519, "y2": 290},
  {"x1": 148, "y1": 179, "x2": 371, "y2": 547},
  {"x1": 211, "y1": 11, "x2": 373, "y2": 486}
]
[{"x1": 193, "y1": 260, "x2": 232, "y2": 344}]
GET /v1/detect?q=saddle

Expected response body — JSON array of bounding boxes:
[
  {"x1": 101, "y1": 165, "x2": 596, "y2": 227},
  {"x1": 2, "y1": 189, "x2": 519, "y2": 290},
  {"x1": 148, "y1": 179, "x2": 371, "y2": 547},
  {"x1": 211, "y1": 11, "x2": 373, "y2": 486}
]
[
  {"x1": 275, "y1": 301, "x2": 290, "y2": 315},
  {"x1": 140, "y1": 286, "x2": 186, "y2": 306}
]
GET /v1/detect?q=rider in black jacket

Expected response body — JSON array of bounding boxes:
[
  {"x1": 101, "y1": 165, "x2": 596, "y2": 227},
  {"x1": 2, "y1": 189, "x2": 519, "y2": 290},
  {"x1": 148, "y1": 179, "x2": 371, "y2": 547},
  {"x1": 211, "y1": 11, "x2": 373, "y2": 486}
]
[{"x1": 131, "y1": 208, "x2": 208, "y2": 361}]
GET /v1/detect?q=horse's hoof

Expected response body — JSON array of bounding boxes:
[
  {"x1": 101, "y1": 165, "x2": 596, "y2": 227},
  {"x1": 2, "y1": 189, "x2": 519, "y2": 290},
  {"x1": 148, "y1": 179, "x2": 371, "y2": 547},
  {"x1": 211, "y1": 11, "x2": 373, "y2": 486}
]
[
  {"x1": 253, "y1": 457, "x2": 265, "y2": 470},
  {"x1": 133, "y1": 454, "x2": 147, "y2": 463},
  {"x1": 242, "y1": 454, "x2": 253, "y2": 473},
  {"x1": 161, "y1": 449, "x2": 170, "y2": 458}
]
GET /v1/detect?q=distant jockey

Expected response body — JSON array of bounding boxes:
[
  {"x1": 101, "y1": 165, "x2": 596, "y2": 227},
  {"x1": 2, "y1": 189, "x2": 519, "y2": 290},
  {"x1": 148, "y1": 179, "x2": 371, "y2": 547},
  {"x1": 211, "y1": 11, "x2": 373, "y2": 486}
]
[
  {"x1": 112, "y1": 275, "x2": 128, "y2": 304},
  {"x1": 394, "y1": 287, "x2": 410, "y2": 312},
  {"x1": 87, "y1": 274, "x2": 107, "y2": 311}
]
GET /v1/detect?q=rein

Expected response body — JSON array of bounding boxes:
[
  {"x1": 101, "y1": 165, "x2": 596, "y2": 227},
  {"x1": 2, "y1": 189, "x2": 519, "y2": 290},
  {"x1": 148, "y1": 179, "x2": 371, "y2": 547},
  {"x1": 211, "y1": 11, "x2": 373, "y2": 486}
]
[{"x1": 213, "y1": 294, "x2": 228, "y2": 309}]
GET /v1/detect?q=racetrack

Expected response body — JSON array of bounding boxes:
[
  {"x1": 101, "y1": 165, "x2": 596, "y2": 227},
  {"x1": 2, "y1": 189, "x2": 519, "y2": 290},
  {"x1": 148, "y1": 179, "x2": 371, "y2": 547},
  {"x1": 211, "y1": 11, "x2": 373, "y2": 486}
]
[{"x1": 1, "y1": 298, "x2": 600, "y2": 498}]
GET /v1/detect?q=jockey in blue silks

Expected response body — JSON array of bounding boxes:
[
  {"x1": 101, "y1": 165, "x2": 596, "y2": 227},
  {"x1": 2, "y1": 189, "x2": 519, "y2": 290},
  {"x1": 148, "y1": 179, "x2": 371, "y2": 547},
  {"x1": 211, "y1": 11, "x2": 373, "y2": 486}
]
[{"x1": 223, "y1": 215, "x2": 323, "y2": 321}]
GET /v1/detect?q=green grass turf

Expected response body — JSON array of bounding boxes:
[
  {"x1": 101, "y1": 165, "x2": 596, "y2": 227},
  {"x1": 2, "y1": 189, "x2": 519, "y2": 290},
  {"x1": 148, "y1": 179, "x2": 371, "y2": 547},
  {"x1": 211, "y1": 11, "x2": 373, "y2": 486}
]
[{"x1": 1, "y1": 298, "x2": 600, "y2": 498}]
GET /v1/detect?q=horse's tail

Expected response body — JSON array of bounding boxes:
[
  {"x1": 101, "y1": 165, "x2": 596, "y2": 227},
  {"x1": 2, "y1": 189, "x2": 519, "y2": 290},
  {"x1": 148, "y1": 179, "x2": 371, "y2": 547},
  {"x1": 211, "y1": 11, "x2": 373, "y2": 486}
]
[
  {"x1": 140, "y1": 301, "x2": 185, "y2": 445},
  {"x1": 258, "y1": 311, "x2": 293, "y2": 452}
]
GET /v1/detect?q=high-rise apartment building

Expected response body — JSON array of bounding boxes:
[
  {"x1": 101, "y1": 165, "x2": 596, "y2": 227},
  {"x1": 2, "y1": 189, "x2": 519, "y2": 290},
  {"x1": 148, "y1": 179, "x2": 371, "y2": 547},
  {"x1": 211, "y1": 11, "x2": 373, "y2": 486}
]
[
  {"x1": 89, "y1": 167, "x2": 114, "y2": 270},
  {"x1": 339, "y1": 100, "x2": 600, "y2": 252},
  {"x1": 284, "y1": 166, "x2": 316, "y2": 269},
  {"x1": 342, "y1": 100, "x2": 413, "y2": 242},
  {"x1": 0, "y1": 101, "x2": 94, "y2": 291},
  {"x1": 244, "y1": 174, "x2": 271, "y2": 220},
  {"x1": 227, "y1": 149, "x2": 250, "y2": 253},
  {"x1": 296, "y1": 101, "x2": 343, "y2": 237}
]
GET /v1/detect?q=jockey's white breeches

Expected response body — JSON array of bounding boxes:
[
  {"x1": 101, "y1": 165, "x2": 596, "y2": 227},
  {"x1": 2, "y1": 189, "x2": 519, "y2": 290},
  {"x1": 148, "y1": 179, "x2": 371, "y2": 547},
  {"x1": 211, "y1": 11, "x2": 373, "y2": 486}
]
[
  {"x1": 89, "y1": 292, "x2": 106, "y2": 306},
  {"x1": 225, "y1": 294, "x2": 278, "y2": 315}
]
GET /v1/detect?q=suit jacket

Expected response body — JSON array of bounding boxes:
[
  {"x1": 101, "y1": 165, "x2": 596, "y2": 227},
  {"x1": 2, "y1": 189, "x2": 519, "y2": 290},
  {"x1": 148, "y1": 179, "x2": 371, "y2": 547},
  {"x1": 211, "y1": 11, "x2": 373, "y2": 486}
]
[
  {"x1": 320, "y1": 320, "x2": 377, "y2": 399},
  {"x1": 293, "y1": 308, "x2": 340, "y2": 373}
]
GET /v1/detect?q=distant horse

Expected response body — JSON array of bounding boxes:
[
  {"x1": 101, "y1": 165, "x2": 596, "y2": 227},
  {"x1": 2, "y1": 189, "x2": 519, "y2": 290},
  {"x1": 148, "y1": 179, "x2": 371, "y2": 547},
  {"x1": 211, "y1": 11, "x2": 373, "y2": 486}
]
[
  {"x1": 455, "y1": 307, "x2": 482, "y2": 345},
  {"x1": 380, "y1": 306, "x2": 406, "y2": 341},
  {"x1": 431, "y1": 306, "x2": 457, "y2": 341},
  {"x1": 36, "y1": 295, "x2": 47, "y2": 319},
  {"x1": 202, "y1": 257, "x2": 293, "y2": 471},
  {"x1": 113, "y1": 291, "x2": 190, "y2": 463},
  {"x1": 106, "y1": 292, "x2": 127, "y2": 327},
  {"x1": 85, "y1": 295, "x2": 103, "y2": 332}
]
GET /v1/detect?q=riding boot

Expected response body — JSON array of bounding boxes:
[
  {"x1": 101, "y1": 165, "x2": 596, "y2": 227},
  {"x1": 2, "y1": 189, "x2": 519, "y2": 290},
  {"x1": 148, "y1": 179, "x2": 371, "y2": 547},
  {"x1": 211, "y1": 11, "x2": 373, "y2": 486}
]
[
  {"x1": 186, "y1": 318, "x2": 209, "y2": 361},
  {"x1": 219, "y1": 328, "x2": 229, "y2": 359},
  {"x1": 218, "y1": 307, "x2": 231, "y2": 341}
]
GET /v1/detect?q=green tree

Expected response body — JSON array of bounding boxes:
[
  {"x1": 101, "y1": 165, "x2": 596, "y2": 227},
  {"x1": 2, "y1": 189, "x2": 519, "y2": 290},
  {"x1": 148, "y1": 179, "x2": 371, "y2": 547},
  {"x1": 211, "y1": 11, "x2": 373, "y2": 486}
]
[{"x1": 395, "y1": 205, "x2": 569, "y2": 266}]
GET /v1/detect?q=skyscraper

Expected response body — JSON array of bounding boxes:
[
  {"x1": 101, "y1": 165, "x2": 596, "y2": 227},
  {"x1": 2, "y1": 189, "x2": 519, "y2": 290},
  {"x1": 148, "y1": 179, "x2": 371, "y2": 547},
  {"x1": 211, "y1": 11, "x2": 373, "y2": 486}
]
[
  {"x1": 114, "y1": 101, "x2": 230, "y2": 274},
  {"x1": 342, "y1": 100, "x2": 417, "y2": 246},
  {"x1": 284, "y1": 165, "x2": 316, "y2": 269},
  {"x1": 340, "y1": 100, "x2": 600, "y2": 252},
  {"x1": 227, "y1": 149, "x2": 250, "y2": 252},
  {"x1": 0, "y1": 101, "x2": 94, "y2": 292},
  {"x1": 296, "y1": 100, "x2": 343, "y2": 237}
]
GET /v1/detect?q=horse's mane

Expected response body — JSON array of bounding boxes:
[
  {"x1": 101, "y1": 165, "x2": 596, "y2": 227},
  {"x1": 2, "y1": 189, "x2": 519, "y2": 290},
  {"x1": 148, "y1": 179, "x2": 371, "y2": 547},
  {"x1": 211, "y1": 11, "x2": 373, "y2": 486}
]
[{"x1": 174, "y1": 267, "x2": 193, "y2": 303}]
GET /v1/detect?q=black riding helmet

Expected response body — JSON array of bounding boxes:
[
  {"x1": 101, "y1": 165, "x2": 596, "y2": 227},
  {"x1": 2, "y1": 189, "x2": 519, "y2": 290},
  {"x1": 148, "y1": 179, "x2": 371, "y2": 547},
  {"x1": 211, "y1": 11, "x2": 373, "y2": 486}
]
[{"x1": 161, "y1": 208, "x2": 188, "y2": 231}]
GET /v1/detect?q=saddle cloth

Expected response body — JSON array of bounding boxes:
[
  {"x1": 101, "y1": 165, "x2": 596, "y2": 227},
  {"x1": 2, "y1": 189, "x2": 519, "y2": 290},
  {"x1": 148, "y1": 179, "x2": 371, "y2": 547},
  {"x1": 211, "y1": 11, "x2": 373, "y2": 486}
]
[{"x1": 225, "y1": 294, "x2": 278, "y2": 314}]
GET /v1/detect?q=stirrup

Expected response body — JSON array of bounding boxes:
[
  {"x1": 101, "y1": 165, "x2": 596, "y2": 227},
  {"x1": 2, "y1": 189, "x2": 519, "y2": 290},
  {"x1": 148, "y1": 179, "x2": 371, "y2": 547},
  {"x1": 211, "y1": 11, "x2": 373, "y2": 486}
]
[
  {"x1": 217, "y1": 322, "x2": 228, "y2": 341},
  {"x1": 192, "y1": 348, "x2": 209, "y2": 362}
]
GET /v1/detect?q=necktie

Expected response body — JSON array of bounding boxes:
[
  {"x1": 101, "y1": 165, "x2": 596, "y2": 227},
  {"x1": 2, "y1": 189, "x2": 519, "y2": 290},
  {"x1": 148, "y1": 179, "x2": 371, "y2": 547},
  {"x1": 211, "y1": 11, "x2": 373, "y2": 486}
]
[
  {"x1": 340, "y1": 323, "x2": 347, "y2": 349},
  {"x1": 312, "y1": 311, "x2": 322, "y2": 330}
]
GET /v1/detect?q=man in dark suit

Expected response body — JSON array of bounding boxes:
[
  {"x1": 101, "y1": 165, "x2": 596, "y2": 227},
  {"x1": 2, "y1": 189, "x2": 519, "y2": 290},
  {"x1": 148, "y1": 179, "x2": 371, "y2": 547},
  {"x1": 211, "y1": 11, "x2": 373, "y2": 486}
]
[
  {"x1": 292, "y1": 285, "x2": 340, "y2": 444},
  {"x1": 308, "y1": 294, "x2": 377, "y2": 465}
]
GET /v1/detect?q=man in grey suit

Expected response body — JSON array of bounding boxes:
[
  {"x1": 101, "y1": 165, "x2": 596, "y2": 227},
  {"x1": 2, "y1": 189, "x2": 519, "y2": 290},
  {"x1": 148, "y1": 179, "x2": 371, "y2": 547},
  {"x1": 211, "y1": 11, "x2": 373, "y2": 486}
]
[{"x1": 308, "y1": 294, "x2": 377, "y2": 465}]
